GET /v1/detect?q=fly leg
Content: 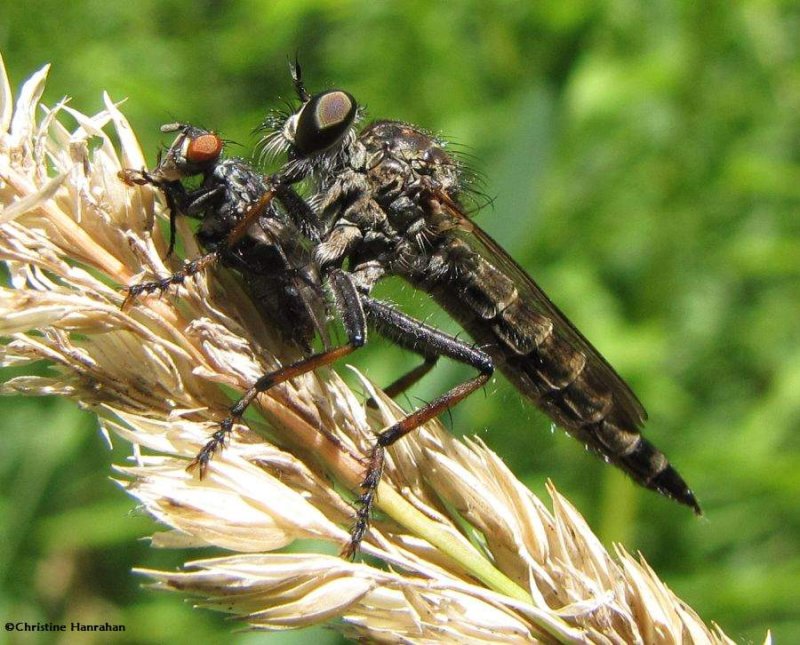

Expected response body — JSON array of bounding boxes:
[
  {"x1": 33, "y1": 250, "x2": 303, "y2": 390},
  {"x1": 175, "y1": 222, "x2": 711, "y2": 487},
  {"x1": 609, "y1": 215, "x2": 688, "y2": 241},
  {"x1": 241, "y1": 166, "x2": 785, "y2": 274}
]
[
  {"x1": 273, "y1": 182, "x2": 323, "y2": 243},
  {"x1": 364, "y1": 336, "x2": 439, "y2": 408},
  {"x1": 344, "y1": 296, "x2": 494, "y2": 558},
  {"x1": 376, "y1": 356, "x2": 438, "y2": 401},
  {"x1": 122, "y1": 250, "x2": 220, "y2": 308},
  {"x1": 186, "y1": 269, "x2": 366, "y2": 476},
  {"x1": 121, "y1": 188, "x2": 279, "y2": 308},
  {"x1": 119, "y1": 170, "x2": 186, "y2": 257}
]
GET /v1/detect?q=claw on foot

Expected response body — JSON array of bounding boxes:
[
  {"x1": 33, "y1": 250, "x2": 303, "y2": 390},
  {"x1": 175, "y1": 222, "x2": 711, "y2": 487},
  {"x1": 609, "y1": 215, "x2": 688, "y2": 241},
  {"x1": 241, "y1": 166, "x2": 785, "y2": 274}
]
[
  {"x1": 186, "y1": 418, "x2": 235, "y2": 478},
  {"x1": 121, "y1": 279, "x2": 174, "y2": 309}
]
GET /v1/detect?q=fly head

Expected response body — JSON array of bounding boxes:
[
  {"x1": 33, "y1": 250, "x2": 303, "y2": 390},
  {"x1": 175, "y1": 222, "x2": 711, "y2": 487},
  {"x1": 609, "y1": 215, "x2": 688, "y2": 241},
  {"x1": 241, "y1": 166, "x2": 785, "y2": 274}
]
[
  {"x1": 154, "y1": 123, "x2": 225, "y2": 182},
  {"x1": 259, "y1": 66, "x2": 362, "y2": 183}
]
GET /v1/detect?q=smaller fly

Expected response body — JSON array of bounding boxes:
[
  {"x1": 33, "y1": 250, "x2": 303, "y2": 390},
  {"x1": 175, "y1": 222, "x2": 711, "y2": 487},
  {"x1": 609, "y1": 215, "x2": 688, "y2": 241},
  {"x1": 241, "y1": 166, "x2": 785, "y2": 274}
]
[{"x1": 119, "y1": 123, "x2": 329, "y2": 470}]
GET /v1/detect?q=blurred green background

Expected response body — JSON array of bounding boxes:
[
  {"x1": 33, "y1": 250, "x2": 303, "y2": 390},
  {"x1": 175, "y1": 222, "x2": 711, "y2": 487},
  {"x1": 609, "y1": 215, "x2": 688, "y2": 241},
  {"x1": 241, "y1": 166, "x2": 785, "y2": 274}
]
[{"x1": 2, "y1": 1, "x2": 799, "y2": 642}]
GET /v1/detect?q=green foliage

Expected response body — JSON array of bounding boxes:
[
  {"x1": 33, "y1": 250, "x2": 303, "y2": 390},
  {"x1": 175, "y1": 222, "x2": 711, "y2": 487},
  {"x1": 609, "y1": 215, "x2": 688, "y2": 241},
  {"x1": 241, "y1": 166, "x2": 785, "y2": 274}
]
[{"x1": 2, "y1": 0, "x2": 798, "y2": 641}]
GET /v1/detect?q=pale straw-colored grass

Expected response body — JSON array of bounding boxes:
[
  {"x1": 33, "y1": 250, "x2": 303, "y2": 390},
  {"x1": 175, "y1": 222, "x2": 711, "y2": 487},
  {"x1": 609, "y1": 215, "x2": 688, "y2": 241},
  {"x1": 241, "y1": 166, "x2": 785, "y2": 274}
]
[{"x1": 0, "y1": 54, "x2": 765, "y2": 644}]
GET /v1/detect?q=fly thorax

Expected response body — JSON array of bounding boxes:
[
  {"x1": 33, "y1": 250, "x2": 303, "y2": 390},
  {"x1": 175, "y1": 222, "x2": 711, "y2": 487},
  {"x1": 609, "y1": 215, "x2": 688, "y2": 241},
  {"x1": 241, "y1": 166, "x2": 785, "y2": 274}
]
[
  {"x1": 384, "y1": 194, "x2": 425, "y2": 232},
  {"x1": 367, "y1": 155, "x2": 411, "y2": 201}
]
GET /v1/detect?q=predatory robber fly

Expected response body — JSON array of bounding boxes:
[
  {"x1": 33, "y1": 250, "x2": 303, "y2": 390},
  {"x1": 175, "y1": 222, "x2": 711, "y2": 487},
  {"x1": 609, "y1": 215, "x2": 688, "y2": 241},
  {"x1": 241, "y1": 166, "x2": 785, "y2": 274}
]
[{"x1": 254, "y1": 63, "x2": 701, "y2": 555}]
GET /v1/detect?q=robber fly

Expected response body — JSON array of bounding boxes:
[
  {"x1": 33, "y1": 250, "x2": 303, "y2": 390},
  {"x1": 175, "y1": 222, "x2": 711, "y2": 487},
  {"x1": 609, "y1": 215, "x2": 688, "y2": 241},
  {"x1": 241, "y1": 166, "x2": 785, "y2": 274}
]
[{"x1": 253, "y1": 63, "x2": 701, "y2": 555}]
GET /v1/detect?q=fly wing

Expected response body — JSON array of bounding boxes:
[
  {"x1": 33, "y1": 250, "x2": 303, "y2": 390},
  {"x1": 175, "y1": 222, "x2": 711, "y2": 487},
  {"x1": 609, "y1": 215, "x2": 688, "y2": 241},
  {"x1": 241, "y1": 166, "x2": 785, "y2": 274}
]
[
  {"x1": 429, "y1": 196, "x2": 698, "y2": 514},
  {"x1": 440, "y1": 197, "x2": 647, "y2": 427},
  {"x1": 242, "y1": 215, "x2": 330, "y2": 352}
]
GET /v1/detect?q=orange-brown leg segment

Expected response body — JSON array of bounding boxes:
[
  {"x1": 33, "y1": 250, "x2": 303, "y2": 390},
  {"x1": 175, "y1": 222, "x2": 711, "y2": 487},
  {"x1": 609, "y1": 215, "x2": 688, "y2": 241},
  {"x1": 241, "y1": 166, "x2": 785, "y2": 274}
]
[
  {"x1": 342, "y1": 296, "x2": 494, "y2": 558},
  {"x1": 370, "y1": 356, "x2": 438, "y2": 405},
  {"x1": 122, "y1": 188, "x2": 278, "y2": 308},
  {"x1": 187, "y1": 269, "x2": 366, "y2": 475}
]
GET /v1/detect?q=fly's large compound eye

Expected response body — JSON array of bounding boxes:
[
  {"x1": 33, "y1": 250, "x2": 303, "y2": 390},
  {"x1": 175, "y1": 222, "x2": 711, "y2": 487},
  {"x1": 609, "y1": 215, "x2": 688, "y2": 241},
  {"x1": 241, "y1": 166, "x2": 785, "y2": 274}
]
[
  {"x1": 186, "y1": 133, "x2": 223, "y2": 164},
  {"x1": 294, "y1": 90, "x2": 357, "y2": 155}
]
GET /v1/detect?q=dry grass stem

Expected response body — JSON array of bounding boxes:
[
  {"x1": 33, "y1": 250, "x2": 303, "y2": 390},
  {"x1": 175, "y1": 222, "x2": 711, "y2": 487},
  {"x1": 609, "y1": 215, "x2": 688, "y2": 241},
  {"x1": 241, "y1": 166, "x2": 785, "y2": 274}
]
[{"x1": 0, "y1": 54, "x2": 763, "y2": 644}]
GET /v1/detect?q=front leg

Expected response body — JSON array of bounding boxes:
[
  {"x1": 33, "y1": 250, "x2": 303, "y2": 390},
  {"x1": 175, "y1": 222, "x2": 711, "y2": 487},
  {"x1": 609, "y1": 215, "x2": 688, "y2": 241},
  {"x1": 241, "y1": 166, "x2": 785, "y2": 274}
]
[
  {"x1": 121, "y1": 186, "x2": 279, "y2": 308},
  {"x1": 121, "y1": 249, "x2": 221, "y2": 309},
  {"x1": 187, "y1": 269, "x2": 366, "y2": 475},
  {"x1": 119, "y1": 170, "x2": 189, "y2": 257}
]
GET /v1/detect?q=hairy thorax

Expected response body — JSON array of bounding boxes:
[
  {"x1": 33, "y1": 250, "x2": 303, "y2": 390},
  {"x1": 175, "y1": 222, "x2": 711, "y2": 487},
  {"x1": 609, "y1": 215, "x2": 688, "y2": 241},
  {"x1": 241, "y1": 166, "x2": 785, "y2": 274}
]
[{"x1": 316, "y1": 120, "x2": 474, "y2": 290}]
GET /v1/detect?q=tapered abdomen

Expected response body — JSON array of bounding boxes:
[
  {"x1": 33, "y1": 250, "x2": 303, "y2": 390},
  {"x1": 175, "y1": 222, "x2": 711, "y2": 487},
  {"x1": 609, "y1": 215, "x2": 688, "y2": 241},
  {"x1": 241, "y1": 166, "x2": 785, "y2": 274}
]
[{"x1": 420, "y1": 241, "x2": 700, "y2": 513}]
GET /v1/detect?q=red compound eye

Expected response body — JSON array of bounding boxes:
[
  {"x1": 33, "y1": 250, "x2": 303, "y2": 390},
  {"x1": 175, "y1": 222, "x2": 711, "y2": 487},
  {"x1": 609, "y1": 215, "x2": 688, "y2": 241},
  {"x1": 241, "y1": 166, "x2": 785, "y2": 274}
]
[{"x1": 186, "y1": 133, "x2": 223, "y2": 163}]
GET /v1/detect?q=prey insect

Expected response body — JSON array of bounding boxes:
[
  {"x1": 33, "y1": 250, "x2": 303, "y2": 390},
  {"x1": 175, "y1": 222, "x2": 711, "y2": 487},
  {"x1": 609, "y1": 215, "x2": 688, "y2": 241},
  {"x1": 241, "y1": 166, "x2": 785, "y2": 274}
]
[
  {"x1": 119, "y1": 123, "x2": 331, "y2": 471},
  {"x1": 255, "y1": 63, "x2": 701, "y2": 555}
]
